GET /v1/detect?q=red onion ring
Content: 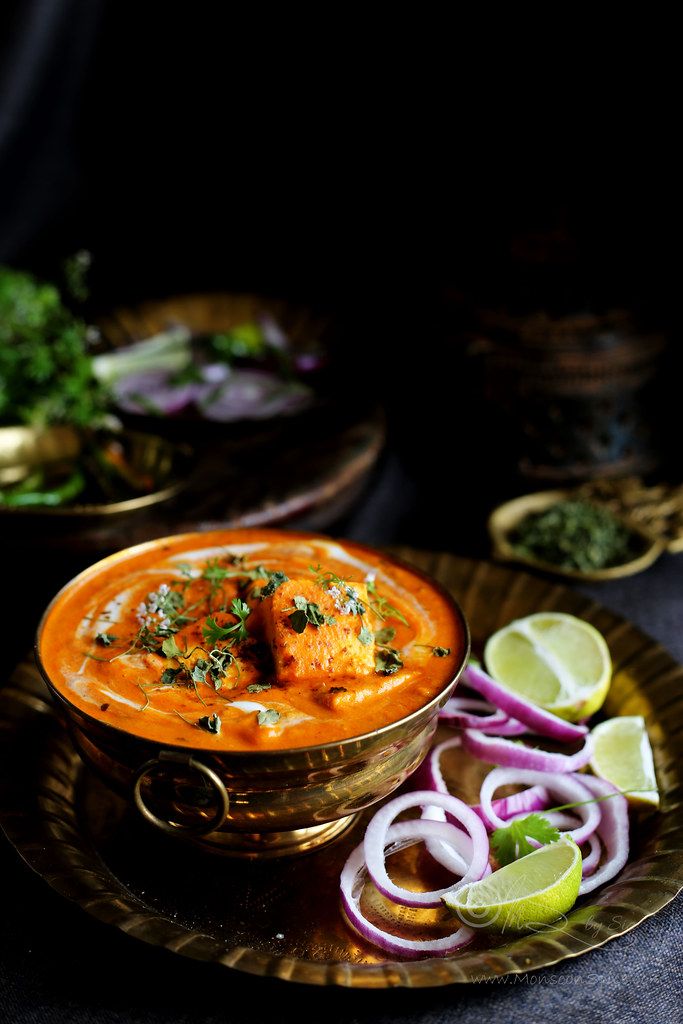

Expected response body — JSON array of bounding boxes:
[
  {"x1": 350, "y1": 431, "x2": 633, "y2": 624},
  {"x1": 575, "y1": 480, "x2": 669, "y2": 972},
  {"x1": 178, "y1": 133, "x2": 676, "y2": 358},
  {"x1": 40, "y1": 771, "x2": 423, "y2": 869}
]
[
  {"x1": 363, "y1": 791, "x2": 490, "y2": 908},
  {"x1": 439, "y1": 697, "x2": 513, "y2": 732},
  {"x1": 340, "y1": 823, "x2": 475, "y2": 958},
  {"x1": 471, "y1": 786, "x2": 550, "y2": 828},
  {"x1": 479, "y1": 767, "x2": 601, "y2": 845},
  {"x1": 464, "y1": 662, "x2": 589, "y2": 742},
  {"x1": 577, "y1": 775, "x2": 629, "y2": 894},
  {"x1": 417, "y1": 739, "x2": 472, "y2": 875},
  {"x1": 462, "y1": 728, "x2": 593, "y2": 773},
  {"x1": 418, "y1": 736, "x2": 549, "y2": 837},
  {"x1": 580, "y1": 833, "x2": 602, "y2": 877}
]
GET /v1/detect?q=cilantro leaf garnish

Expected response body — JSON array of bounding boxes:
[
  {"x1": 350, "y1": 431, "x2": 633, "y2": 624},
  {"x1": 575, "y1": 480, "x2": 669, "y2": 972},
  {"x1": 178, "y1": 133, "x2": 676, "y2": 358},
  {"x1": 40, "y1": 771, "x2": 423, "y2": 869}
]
[
  {"x1": 287, "y1": 595, "x2": 335, "y2": 633},
  {"x1": 491, "y1": 814, "x2": 560, "y2": 866},
  {"x1": 366, "y1": 579, "x2": 409, "y2": 626},
  {"x1": 161, "y1": 636, "x2": 184, "y2": 658},
  {"x1": 260, "y1": 571, "x2": 289, "y2": 599},
  {"x1": 202, "y1": 598, "x2": 252, "y2": 645},
  {"x1": 206, "y1": 647, "x2": 234, "y2": 689},
  {"x1": 374, "y1": 626, "x2": 396, "y2": 645},
  {"x1": 191, "y1": 658, "x2": 210, "y2": 683},
  {"x1": 95, "y1": 632, "x2": 118, "y2": 647},
  {"x1": 257, "y1": 708, "x2": 281, "y2": 726},
  {"x1": 358, "y1": 624, "x2": 373, "y2": 646},
  {"x1": 308, "y1": 565, "x2": 365, "y2": 614},
  {"x1": 197, "y1": 713, "x2": 221, "y2": 735},
  {"x1": 375, "y1": 647, "x2": 404, "y2": 675},
  {"x1": 160, "y1": 667, "x2": 182, "y2": 685},
  {"x1": 247, "y1": 682, "x2": 272, "y2": 693},
  {"x1": 432, "y1": 646, "x2": 451, "y2": 657}
]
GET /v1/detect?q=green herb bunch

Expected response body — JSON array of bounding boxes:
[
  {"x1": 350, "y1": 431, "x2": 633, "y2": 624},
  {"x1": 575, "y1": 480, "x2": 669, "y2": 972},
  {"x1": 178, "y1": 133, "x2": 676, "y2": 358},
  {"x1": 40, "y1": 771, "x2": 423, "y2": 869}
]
[{"x1": 0, "y1": 264, "x2": 104, "y2": 427}]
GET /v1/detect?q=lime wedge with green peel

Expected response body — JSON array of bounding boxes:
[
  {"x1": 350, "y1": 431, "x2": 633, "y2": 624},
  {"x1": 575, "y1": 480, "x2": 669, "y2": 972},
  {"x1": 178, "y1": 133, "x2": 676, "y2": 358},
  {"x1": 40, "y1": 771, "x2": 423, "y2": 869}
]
[
  {"x1": 590, "y1": 715, "x2": 659, "y2": 807},
  {"x1": 442, "y1": 835, "x2": 582, "y2": 932},
  {"x1": 484, "y1": 612, "x2": 611, "y2": 722}
]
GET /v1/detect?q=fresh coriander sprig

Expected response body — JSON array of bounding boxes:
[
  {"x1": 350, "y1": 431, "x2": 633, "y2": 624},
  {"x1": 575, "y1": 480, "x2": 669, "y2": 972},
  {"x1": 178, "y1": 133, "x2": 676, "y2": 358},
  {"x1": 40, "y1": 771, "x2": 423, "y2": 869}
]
[
  {"x1": 366, "y1": 578, "x2": 409, "y2": 626},
  {"x1": 286, "y1": 596, "x2": 336, "y2": 633},
  {"x1": 95, "y1": 632, "x2": 118, "y2": 647},
  {"x1": 375, "y1": 647, "x2": 404, "y2": 675},
  {"x1": 202, "y1": 598, "x2": 251, "y2": 645},
  {"x1": 257, "y1": 708, "x2": 281, "y2": 727},
  {"x1": 491, "y1": 814, "x2": 560, "y2": 865},
  {"x1": 490, "y1": 787, "x2": 659, "y2": 867},
  {"x1": 308, "y1": 565, "x2": 366, "y2": 615}
]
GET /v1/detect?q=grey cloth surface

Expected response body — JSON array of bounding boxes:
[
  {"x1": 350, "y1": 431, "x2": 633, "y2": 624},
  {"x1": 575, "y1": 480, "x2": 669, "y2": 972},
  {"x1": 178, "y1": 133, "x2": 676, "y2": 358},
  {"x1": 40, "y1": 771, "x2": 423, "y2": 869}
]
[{"x1": 1, "y1": 457, "x2": 681, "y2": 1024}]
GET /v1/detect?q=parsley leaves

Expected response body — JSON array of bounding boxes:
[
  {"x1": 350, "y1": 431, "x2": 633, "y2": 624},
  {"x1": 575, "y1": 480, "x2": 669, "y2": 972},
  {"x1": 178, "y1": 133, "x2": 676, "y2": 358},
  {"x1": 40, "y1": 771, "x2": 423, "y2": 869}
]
[
  {"x1": 375, "y1": 647, "x2": 404, "y2": 675},
  {"x1": 358, "y1": 624, "x2": 373, "y2": 646},
  {"x1": 260, "y1": 571, "x2": 289, "y2": 598},
  {"x1": 95, "y1": 632, "x2": 117, "y2": 647},
  {"x1": 202, "y1": 598, "x2": 251, "y2": 645},
  {"x1": 197, "y1": 713, "x2": 221, "y2": 735},
  {"x1": 366, "y1": 578, "x2": 409, "y2": 626},
  {"x1": 491, "y1": 814, "x2": 560, "y2": 866},
  {"x1": 287, "y1": 595, "x2": 336, "y2": 633},
  {"x1": 257, "y1": 709, "x2": 280, "y2": 726}
]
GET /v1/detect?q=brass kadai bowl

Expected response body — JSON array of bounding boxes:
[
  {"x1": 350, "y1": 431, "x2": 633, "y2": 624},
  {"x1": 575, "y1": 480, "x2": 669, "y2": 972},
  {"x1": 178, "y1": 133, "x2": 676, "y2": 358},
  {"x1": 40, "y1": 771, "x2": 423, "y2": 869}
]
[{"x1": 34, "y1": 530, "x2": 469, "y2": 857}]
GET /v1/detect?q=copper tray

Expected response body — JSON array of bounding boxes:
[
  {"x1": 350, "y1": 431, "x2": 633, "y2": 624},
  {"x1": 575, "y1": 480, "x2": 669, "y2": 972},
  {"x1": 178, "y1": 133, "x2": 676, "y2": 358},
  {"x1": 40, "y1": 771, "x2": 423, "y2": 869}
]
[{"x1": 1, "y1": 549, "x2": 682, "y2": 987}]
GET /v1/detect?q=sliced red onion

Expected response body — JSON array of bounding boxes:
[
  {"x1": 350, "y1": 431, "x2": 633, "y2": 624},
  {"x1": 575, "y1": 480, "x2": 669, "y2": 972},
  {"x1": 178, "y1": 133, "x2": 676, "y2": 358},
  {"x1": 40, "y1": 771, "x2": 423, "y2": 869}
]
[
  {"x1": 112, "y1": 371, "x2": 208, "y2": 415},
  {"x1": 464, "y1": 662, "x2": 588, "y2": 742},
  {"x1": 439, "y1": 697, "x2": 514, "y2": 732},
  {"x1": 479, "y1": 768, "x2": 600, "y2": 846},
  {"x1": 577, "y1": 775, "x2": 629, "y2": 895},
  {"x1": 580, "y1": 833, "x2": 602, "y2": 877},
  {"x1": 417, "y1": 738, "x2": 477, "y2": 875},
  {"x1": 418, "y1": 737, "x2": 548, "y2": 840},
  {"x1": 258, "y1": 313, "x2": 290, "y2": 353},
  {"x1": 541, "y1": 811, "x2": 582, "y2": 829},
  {"x1": 387, "y1": 818, "x2": 472, "y2": 875},
  {"x1": 363, "y1": 791, "x2": 490, "y2": 908},
  {"x1": 462, "y1": 728, "x2": 593, "y2": 773},
  {"x1": 485, "y1": 718, "x2": 529, "y2": 736},
  {"x1": 200, "y1": 370, "x2": 312, "y2": 421},
  {"x1": 471, "y1": 786, "x2": 549, "y2": 829},
  {"x1": 340, "y1": 824, "x2": 474, "y2": 959}
]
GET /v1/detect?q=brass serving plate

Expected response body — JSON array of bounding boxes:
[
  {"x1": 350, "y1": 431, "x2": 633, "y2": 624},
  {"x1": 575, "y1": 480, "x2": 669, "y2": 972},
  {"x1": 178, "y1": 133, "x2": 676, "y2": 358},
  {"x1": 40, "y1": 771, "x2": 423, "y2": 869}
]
[
  {"x1": 489, "y1": 489, "x2": 666, "y2": 581},
  {"x1": 1, "y1": 549, "x2": 682, "y2": 987}
]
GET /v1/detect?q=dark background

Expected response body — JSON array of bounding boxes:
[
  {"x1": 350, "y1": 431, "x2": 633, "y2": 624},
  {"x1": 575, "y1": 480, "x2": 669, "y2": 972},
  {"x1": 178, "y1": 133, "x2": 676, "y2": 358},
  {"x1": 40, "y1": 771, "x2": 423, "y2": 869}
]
[
  {"x1": 1, "y1": 2, "x2": 680, "y2": 532},
  {"x1": 1, "y1": 0, "x2": 680, "y2": 559}
]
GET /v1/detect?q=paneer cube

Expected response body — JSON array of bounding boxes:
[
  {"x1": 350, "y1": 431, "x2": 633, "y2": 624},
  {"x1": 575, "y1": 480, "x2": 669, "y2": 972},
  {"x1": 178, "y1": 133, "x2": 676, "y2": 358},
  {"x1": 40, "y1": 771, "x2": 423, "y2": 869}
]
[{"x1": 263, "y1": 578, "x2": 374, "y2": 683}]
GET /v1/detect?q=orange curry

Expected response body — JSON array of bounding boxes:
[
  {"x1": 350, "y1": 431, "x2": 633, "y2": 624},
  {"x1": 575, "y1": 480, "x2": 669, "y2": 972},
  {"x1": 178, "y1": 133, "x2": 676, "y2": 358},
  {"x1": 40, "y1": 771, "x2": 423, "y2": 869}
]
[{"x1": 38, "y1": 530, "x2": 465, "y2": 751}]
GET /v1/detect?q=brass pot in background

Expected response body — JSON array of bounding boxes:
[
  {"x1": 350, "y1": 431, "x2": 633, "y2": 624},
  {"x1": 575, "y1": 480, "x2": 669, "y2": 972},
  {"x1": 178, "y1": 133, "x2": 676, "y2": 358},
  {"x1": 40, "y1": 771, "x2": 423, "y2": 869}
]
[{"x1": 473, "y1": 308, "x2": 666, "y2": 483}]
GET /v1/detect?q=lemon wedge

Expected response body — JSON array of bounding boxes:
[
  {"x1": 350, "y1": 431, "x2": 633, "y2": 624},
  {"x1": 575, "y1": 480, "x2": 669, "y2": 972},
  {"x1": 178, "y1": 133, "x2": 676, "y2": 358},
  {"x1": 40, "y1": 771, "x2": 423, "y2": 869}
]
[
  {"x1": 443, "y1": 835, "x2": 582, "y2": 932},
  {"x1": 590, "y1": 715, "x2": 659, "y2": 806},
  {"x1": 484, "y1": 612, "x2": 611, "y2": 722}
]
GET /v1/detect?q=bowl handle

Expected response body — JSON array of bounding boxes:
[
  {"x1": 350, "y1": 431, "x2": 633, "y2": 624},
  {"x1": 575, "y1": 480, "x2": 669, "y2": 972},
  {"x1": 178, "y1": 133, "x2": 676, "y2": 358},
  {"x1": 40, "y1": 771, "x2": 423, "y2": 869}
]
[{"x1": 133, "y1": 750, "x2": 230, "y2": 836}]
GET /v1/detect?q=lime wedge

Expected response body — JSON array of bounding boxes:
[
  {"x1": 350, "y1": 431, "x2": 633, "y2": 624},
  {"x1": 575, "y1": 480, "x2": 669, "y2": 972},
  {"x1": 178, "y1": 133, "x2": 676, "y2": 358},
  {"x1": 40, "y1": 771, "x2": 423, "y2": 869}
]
[
  {"x1": 484, "y1": 612, "x2": 611, "y2": 722},
  {"x1": 442, "y1": 835, "x2": 581, "y2": 932},
  {"x1": 590, "y1": 715, "x2": 659, "y2": 807}
]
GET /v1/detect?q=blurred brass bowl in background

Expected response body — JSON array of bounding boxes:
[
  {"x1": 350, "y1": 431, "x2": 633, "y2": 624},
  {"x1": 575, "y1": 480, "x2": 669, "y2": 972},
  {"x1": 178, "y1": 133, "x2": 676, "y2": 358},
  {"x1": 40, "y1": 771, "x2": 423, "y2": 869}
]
[
  {"x1": 0, "y1": 424, "x2": 81, "y2": 485},
  {"x1": 488, "y1": 488, "x2": 666, "y2": 581},
  {"x1": 35, "y1": 532, "x2": 469, "y2": 857},
  {"x1": 0, "y1": 428, "x2": 192, "y2": 522}
]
